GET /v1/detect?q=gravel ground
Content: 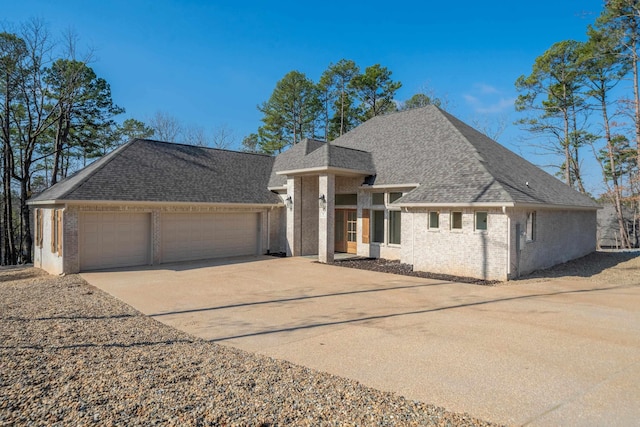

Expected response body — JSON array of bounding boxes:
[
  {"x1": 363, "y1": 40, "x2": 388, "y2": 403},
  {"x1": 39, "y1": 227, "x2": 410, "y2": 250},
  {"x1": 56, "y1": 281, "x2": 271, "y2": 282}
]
[
  {"x1": 333, "y1": 250, "x2": 640, "y2": 287},
  {"x1": 0, "y1": 267, "x2": 498, "y2": 426}
]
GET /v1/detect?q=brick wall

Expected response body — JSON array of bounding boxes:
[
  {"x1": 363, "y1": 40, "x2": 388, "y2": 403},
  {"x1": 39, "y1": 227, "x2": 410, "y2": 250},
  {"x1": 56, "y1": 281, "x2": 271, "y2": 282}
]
[
  {"x1": 511, "y1": 208, "x2": 596, "y2": 277},
  {"x1": 406, "y1": 208, "x2": 509, "y2": 281}
]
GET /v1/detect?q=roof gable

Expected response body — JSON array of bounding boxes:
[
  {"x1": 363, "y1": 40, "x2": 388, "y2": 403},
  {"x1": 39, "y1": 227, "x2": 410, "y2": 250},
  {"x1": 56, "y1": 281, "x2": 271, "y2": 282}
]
[{"x1": 269, "y1": 139, "x2": 375, "y2": 187}]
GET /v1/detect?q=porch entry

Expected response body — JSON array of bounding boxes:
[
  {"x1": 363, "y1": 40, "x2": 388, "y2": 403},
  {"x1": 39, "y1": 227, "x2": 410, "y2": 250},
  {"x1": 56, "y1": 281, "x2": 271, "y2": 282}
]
[{"x1": 335, "y1": 209, "x2": 357, "y2": 254}]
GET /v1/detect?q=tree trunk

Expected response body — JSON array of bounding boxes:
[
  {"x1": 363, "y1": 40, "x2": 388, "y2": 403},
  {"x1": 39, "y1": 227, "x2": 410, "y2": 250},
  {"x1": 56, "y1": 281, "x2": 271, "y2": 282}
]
[
  {"x1": 2, "y1": 76, "x2": 17, "y2": 265},
  {"x1": 19, "y1": 169, "x2": 32, "y2": 263},
  {"x1": 601, "y1": 94, "x2": 631, "y2": 248},
  {"x1": 3, "y1": 144, "x2": 16, "y2": 265}
]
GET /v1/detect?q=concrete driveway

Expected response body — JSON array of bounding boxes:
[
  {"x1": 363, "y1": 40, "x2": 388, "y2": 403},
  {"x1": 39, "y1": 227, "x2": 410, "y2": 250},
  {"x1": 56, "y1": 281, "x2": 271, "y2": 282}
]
[{"x1": 81, "y1": 256, "x2": 640, "y2": 426}]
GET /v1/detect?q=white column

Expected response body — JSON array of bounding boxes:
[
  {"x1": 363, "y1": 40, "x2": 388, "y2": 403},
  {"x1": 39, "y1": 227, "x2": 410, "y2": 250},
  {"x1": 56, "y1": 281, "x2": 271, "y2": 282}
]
[
  {"x1": 286, "y1": 177, "x2": 302, "y2": 256},
  {"x1": 318, "y1": 173, "x2": 335, "y2": 263}
]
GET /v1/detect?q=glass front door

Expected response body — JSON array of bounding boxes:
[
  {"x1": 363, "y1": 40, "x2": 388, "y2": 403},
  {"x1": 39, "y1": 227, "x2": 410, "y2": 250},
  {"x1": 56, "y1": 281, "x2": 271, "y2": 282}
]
[{"x1": 335, "y1": 209, "x2": 357, "y2": 254}]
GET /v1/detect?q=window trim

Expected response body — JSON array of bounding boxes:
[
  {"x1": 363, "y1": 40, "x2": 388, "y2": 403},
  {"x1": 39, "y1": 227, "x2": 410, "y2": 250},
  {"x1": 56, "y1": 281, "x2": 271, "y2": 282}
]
[
  {"x1": 450, "y1": 211, "x2": 463, "y2": 230},
  {"x1": 371, "y1": 209, "x2": 385, "y2": 244},
  {"x1": 428, "y1": 211, "x2": 439, "y2": 230},
  {"x1": 388, "y1": 209, "x2": 401, "y2": 245},
  {"x1": 371, "y1": 192, "x2": 385, "y2": 206},
  {"x1": 475, "y1": 211, "x2": 488, "y2": 232}
]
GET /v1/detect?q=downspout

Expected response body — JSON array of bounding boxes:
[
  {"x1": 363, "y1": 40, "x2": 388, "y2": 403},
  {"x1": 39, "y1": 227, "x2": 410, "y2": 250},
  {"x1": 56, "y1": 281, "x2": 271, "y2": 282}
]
[{"x1": 266, "y1": 208, "x2": 271, "y2": 255}]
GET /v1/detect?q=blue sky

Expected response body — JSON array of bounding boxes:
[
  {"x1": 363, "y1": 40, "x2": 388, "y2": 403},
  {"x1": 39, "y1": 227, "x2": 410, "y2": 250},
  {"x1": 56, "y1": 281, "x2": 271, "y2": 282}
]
[{"x1": 4, "y1": 0, "x2": 608, "y2": 193}]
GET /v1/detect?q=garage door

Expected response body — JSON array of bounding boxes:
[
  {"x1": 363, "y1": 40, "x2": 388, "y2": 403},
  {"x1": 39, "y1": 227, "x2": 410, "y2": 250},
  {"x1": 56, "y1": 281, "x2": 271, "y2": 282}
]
[
  {"x1": 161, "y1": 212, "x2": 259, "y2": 263},
  {"x1": 79, "y1": 212, "x2": 151, "y2": 271}
]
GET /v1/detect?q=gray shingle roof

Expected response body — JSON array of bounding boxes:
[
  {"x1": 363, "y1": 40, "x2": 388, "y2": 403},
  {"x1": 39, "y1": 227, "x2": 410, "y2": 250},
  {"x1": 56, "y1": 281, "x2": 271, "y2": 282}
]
[
  {"x1": 268, "y1": 139, "x2": 375, "y2": 187},
  {"x1": 329, "y1": 105, "x2": 598, "y2": 208},
  {"x1": 29, "y1": 139, "x2": 281, "y2": 205},
  {"x1": 30, "y1": 107, "x2": 598, "y2": 210}
]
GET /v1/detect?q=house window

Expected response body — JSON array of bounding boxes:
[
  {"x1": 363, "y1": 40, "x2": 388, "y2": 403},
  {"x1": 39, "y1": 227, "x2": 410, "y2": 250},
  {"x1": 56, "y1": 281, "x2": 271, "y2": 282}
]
[
  {"x1": 429, "y1": 211, "x2": 439, "y2": 229},
  {"x1": 451, "y1": 211, "x2": 463, "y2": 230},
  {"x1": 51, "y1": 209, "x2": 63, "y2": 256},
  {"x1": 335, "y1": 193, "x2": 357, "y2": 205},
  {"x1": 372, "y1": 193, "x2": 384, "y2": 205},
  {"x1": 526, "y1": 211, "x2": 536, "y2": 241},
  {"x1": 388, "y1": 192, "x2": 403, "y2": 203},
  {"x1": 372, "y1": 210, "x2": 385, "y2": 243},
  {"x1": 388, "y1": 210, "x2": 401, "y2": 244},
  {"x1": 475, "y1": 211, "x2": 488, "y2": 231}
]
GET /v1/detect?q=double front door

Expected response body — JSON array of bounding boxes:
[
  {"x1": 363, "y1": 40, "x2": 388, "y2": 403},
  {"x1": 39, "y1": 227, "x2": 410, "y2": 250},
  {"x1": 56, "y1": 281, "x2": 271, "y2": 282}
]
[{"x1": 335, "y1": 209, "x2": 357, "y2": 254}]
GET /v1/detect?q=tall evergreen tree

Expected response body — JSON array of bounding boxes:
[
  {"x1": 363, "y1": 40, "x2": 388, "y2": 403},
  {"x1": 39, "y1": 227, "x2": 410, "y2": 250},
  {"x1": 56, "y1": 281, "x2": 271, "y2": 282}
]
[
  {"x1": 595, "y1": 0, "x2": 640, "y2": 173},
  {"x1": 318, "y1": 59, "x2": 360, "y2": 140},
  {"x1": 581, "y1": 25, "x2": 632, "y2": 247},
  {"x1": 515, "y1": 40, "x2": 588, "y2": 192},
  {"x1": 350, "y1": 64, "x2": 402, "y2": 121},
  {"x1": 257, "y1": 70, "x2": 320, "y2": 153},
  {"x1": 44, "y1": 59, "x2": 123, "y2": 183}
]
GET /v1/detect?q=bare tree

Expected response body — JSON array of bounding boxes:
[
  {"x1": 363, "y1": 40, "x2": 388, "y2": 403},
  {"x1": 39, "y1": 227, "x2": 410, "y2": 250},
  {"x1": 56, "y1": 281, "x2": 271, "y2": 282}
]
[
  {"x1": 211, "y1": 123, "x2": 235, "y2": 149},
  {"x1": 149, "y1": 111, "x2": 182, "y2": 141},
  {"x1": 182, "y1": 125, "x2": 208, "y2": 147},
  {"x1": 470, "y1": 115, "x2": 508, "y2": 142}
]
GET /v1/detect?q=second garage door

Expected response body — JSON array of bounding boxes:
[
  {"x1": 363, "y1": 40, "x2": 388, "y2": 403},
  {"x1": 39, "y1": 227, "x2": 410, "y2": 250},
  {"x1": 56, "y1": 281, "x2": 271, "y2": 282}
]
[{"x1": 161, "y1": 212, "x2": 260, "y2": 263}]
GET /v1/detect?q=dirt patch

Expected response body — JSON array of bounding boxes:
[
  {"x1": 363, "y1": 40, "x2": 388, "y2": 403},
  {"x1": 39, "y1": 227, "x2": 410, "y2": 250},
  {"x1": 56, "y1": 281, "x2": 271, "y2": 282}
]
[{"x1": 515, "y1": 250, "x2": 640, "y2": 286}]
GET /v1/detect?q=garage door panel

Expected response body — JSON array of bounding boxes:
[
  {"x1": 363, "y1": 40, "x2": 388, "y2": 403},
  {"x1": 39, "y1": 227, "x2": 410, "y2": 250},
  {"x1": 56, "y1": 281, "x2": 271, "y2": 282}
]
[
  {"x1": 80, "y1": 212, "x2": 151, "y2": 271},
  {"x1": 161, "y1": 212, "x2": 259, "y2": 263}
]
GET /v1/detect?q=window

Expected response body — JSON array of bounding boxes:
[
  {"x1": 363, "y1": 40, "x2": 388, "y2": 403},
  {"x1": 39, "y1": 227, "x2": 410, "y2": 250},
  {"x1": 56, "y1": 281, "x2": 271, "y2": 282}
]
[
  {"x1": 388, "y1": 210, "x2": 401, "y2": 244},
  {"x1": 372, "y1": 210, "x2": 385, "y2": 243},
  {"x1": 388, "y1": 192, "x2": 403, "y2": 203},
  {"x1": 429, "y1": 211, "x2": 439, "y2": 229},
  {"x1": 475, "y1": 211, "x2": 488, "y2": 231},
  {"x1": 370, "y1": 192, "x2": 403, "y2": 246},
  {"x1": 335, "y1": 193, "x2": 357, "y2": 205},
  {"x1": 451, "y1": 211, "x2": 463, "y2": 230},
  {"x1": 526, "y1": 211, "x2": 536, "y2": 241}
]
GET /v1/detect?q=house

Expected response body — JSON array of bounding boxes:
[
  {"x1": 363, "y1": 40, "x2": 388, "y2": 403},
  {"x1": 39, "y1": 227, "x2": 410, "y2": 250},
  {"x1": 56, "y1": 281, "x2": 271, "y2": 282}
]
[
  {"x1": 28, "y1": 106, "x2": 599, "y2": 280},
  {"x1": 597, "y1": 203, "x2": 639, "y2": 249}
]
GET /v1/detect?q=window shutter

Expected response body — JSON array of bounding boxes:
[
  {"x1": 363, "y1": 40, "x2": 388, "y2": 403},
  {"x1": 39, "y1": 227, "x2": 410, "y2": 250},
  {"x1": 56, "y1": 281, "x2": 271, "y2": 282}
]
[
  {"x1": 35, "y1": 209, "x2": 42, "y2": 247},
  {"x1": 50, "y1": 210, "x2": 56, "y2": 252},
  {"x1": 362, "y1": 209, "x2": 370, "y2": 244},
  {"x1": 57, "y1": 210, "x2": 63, "y2": 255}
]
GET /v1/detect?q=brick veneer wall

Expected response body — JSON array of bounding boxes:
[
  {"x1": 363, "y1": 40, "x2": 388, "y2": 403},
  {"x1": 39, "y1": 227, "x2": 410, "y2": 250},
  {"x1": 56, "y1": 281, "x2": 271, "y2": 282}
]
[
  {"x1": 405, "y1": 208, "x2": 509, "y2": 281},
  {"x1": 511, "y1": 208, "x2": 596, "y2": 277}
]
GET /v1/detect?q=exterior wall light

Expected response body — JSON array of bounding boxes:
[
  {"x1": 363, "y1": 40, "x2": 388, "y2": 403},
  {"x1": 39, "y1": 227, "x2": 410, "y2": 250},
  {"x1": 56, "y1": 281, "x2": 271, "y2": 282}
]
[
  {"x1": 285, "y1": 195, "x2": 293, "y2": 209},
  {"x1": 319, "y1": 194, "x2": 326, "y2": 210}
]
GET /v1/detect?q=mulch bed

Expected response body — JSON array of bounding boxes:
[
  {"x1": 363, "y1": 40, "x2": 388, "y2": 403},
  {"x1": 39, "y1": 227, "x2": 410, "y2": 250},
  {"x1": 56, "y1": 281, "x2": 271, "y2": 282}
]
[
  {"x1": 331, "y1": 251, "x2": 640, "y2": 286},
  {"x1": 330, "y1": 257, "x2": 500, "y2": 286}
]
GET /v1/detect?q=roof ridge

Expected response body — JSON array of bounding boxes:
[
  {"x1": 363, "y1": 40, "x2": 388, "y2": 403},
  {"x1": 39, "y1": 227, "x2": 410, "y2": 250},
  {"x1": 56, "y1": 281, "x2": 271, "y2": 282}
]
[{"x1": 138, "y1": 138, "x2": 275, "y2": 158}]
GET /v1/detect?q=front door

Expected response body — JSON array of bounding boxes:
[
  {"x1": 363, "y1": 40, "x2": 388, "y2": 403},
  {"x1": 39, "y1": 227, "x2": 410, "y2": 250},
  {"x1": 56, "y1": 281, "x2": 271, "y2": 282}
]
[{"x1": 335, "y1": 209, "x2": 357, "y2": 254}]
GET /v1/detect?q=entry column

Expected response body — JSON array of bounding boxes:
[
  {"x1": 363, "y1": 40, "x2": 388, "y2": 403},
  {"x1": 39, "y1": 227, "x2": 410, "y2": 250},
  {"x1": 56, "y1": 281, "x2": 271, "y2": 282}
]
[
  {"x1": 286, "y1": 176, "x2": 301, "y2": 256},
  {"x1": 318, "y1": 173, "x2": 335, "y2": 263}
]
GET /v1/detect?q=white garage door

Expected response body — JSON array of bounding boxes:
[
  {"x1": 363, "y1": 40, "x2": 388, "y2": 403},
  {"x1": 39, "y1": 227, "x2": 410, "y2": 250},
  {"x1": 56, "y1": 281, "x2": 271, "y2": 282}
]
[
  {"x1": 161, "y1": 212, "x2": 260, "y2": 263},
  {"x1": 79, "y1": 212, "x2": 151, "y2": 271}
]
